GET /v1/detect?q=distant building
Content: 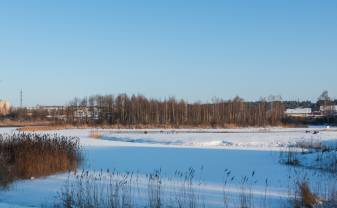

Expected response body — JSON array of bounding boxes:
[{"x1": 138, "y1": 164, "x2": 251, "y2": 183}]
[
  {"x1": 320, "y1": 105, "x2": 337, "y2": 115},
  {"x1": 0, "y1": 100, "x2": 11, "y2": 116},
  {"x1": 285, "y1": 108, "x2": 312, "y2": 117},
  {"x1": 26, "y1": 105, "x2": 64, "y2": 112},
  {"x1": 23, "y1": 105, "x2": 101, "y2": 121},
  {"x1": 74, "y1": 107, "x2": 100, "y2": 120}
]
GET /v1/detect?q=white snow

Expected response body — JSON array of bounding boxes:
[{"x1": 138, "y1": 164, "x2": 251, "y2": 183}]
[
  {"x1": 48, "y1": 127, "x2": 337, "y2": 151},
  {"x1": 0, "y1": 126, "x2": 336, "y2": 207}
]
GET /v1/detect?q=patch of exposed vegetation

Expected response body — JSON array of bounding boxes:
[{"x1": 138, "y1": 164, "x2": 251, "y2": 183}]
[
  {"x1": 280, "y1": 140, "x2": 337, "y2": 174},
  {"x1": 292, "y1": 180, "x2": 337, "y2": 208},
  {"x1": 0, "y1": 133, "x2": 81, "y2": 187},
  {"x1": 89, "y1": 130, "x2": 102, "y2": 139}
]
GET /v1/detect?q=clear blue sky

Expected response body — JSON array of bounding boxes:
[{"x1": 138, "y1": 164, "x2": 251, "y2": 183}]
[{"x1": 1, "y1": 0, "x2": 337, "y2": 106}]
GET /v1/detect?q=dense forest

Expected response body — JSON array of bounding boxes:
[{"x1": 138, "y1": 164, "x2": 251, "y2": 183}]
[{"x1": 11, "y1": 94, "x2": 285, "y2": 127}]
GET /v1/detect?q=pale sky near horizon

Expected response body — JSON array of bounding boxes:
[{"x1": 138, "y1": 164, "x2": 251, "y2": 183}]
[{"x1": 0, "y1": 0, "x2": 337, "y2": 106}]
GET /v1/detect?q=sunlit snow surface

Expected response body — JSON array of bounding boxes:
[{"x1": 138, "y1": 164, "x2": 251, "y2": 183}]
[{"x1": 0, "y1": 127, "x2": 336, "y2": 207}]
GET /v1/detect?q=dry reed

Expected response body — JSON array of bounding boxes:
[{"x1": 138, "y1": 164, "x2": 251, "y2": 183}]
[{"x1": 0, "y1": 133, "x2": 81, "y2": 186}]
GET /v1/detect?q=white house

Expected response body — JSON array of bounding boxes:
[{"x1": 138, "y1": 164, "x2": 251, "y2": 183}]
[
  {"x1": 73, "y1": 107, "x2": 100, "y2": 120},
  {"x1": 285, "y1": 108, "x2": 312, "y2": 117},
  {"x1": 319, "y1": 105, "x2": 337, "y2": 116},
  {"x1": 320, "y1": 105, "x2": 337, "y2": 112}
]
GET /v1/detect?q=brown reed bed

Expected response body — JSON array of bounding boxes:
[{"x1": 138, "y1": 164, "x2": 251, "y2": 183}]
[
  {"x1": 88, "y1": 130, "x2": 102, "y2": 139},
  {"x1": 17, "y1": 125, "x2": 77, "y2": 132},
  {"x1": 0, "y1": 119, "x2": 51, "y2": 127},
  {"x1": 0, "y1": 133, "x2": 81, "y2": 187}
]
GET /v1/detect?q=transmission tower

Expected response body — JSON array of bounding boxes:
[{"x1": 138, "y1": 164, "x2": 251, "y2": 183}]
[{"x1": 20, "y1": 89, "x2": 23, "y2": 108}]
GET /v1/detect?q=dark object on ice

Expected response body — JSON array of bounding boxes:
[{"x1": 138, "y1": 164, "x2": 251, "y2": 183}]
[
  {"x1": 313, "y1": 131, "x2": 319, "y2": 135},
  {"x1": 305, "y1": 130, "x2": 311, "y2": 134}
]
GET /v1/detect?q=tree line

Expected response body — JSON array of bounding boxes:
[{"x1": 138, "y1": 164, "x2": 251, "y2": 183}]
[{"x1": 12, "y1": 94, "x2": 285, "y2": 127}]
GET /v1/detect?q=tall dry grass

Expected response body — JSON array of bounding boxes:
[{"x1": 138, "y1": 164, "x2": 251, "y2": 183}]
[
  {"x1": 54, "y1": 168, "x2": 272, "y2": 208},
  {"x1": 0, "y1": 133, "x2": 81, "y2": 187},
  {"x1": 280, "y1": 141, "x2": 337, "y2": 174},
  {"x1": 54, "y1": 169, "x2": 207, "y2": 208},
  {"x1": 54, "y1": 167, "x2": 337, "y2": 208},
  {"x1": 89, "y1": 130, "x2": 102, "y2": 139},
  {"x1": 0, "y1": 119, "x2": 51, "y2": 127},
  {"x1": 17, "y1": 125, "x2": 77, "y2": 132},
  {"x1": 298, "y1": 182, "x2": 321, "y2": 207}
]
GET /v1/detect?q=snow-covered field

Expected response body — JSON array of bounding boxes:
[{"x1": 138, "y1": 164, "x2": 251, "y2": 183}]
[{"x1": 0, "y1": 127, "x2": 336, "y2": 207}]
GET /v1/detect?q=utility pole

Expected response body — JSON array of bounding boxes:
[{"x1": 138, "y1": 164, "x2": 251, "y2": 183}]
[{"x1": 20, "y1": 89, "x2": 23, "y2": 108}]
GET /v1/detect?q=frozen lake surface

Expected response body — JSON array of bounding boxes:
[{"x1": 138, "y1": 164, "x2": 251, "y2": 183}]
[{"x1": 0, "y1": 127, "x2": 336, "y2": 207}]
